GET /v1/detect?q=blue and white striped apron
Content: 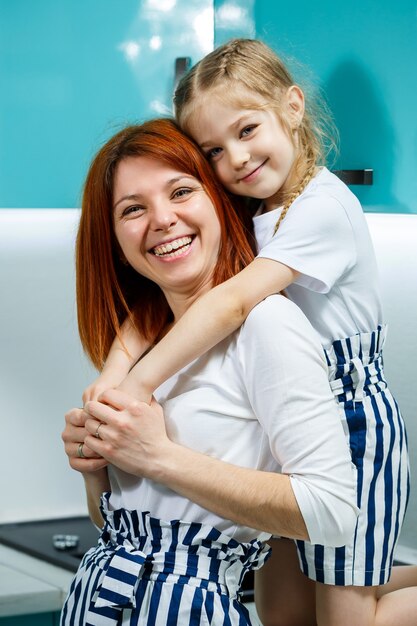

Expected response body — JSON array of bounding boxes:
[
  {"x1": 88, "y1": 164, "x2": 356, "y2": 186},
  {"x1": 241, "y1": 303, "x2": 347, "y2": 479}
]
[
  {"x1": 61, "y1": 493, "x2": 271, "y2": 625},
  {"x1": 296, "y1": 325, "x2": 410, "y2": 586}
]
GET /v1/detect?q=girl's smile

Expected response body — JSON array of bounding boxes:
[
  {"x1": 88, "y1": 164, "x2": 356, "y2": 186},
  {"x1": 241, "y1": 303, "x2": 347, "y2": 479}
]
[
  {"x1": 188, "y1": 88, "x2": 304, "y2": 211},
  {"x1": 239, "y1": 159, "x2": 269, "y2": 184}
]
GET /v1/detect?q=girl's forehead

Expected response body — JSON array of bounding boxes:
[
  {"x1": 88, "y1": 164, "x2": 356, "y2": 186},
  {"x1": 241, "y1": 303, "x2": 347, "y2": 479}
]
[
  {"x1": 185, "y1": 87, "x2": 270, "y2": 132},
  {"x1": 203, "y1": 82, "x2": 269, "y2": 109}
]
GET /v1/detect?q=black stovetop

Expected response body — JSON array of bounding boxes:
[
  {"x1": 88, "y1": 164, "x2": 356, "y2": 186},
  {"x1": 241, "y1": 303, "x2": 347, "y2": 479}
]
[
  {"x1": 0, "y1": 516, "x2": 254, "y2": 601},
  {"x1": 0, "y1": 516, "x2": 99, "y2": 572}
]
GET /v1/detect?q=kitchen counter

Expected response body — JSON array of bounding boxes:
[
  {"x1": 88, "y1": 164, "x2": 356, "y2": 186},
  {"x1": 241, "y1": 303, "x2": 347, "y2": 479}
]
[
  {"x1": 0, "y1": 544, "x2": 261, "y2": 623},
  {"x1": 0, "y1": 545, "x2": 73, "y2": 618}
]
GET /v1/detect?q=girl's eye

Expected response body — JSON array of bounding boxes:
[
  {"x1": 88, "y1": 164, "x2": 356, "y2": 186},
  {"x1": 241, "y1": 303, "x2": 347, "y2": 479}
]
[
  {"x1": 206, "y1": 147, "x2": 222, "y2": 160},
  {"x1": 240, "y1": 125, "x2": 256, "y2": 138}
]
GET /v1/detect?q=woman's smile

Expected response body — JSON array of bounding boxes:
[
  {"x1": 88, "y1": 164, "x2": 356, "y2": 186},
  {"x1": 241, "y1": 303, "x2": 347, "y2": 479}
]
[
  {"x1": 150, "y1": 235, "x2": 195, "y2": 259},
  {"x1": 113, "y1": 156, "x2": 221, "y2": 307}
]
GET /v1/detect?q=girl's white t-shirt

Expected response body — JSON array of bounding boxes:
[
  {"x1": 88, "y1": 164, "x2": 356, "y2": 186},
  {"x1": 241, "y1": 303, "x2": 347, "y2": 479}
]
[
  {"x1": 108, "y1": 295, "x2": 357, "y2": 546},
  {"x1": 254, "y1": 167, "x2": 383, "y2": 347}
]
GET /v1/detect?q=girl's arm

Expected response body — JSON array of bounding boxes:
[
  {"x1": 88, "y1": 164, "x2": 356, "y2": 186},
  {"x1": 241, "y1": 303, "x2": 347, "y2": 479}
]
[
  {"x1": 118, "y1": 258, "x2": 298, "y2": 400},
  {"x1": 83, "y1": 318, "x2": 150, "y2": 403}
]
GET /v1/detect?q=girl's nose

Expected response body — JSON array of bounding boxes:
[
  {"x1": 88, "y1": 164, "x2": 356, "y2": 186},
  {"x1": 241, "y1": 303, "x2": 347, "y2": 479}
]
[{"x1": 229, "y1": 147, "x2": 250, "y2": 170}]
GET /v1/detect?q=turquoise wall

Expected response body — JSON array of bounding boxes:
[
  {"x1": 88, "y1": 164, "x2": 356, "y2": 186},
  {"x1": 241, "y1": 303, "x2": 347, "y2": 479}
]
[
  {"x1": 1, "y1": 1, "x2": 415, "y2": 212},
  {"x1": 254, "y1": 0, "x2": 417, "y2": 213},
  {"x1": 0, "y1": 0, "x2": 213, "y2": 208}
]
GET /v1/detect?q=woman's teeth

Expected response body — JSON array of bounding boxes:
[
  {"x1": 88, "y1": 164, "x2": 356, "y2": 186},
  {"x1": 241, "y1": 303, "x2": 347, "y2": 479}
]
[{"x1": 153, "y1": 236, "x2": 193, "y2": 257}]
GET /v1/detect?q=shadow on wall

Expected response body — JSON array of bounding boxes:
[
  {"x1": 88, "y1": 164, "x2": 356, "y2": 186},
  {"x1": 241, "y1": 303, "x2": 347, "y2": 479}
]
[{"x1": 324, "y1": 58, "x2": 408, "y2": 212}]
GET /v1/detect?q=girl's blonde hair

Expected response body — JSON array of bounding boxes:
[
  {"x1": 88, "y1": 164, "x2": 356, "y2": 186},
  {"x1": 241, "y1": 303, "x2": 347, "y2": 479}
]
[{"x1": 174, "y1": 38, "x2": 338, "y2": 231}]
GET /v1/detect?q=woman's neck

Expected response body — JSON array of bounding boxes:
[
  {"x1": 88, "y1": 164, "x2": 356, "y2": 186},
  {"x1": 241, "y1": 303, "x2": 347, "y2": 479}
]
[{"x1": 164, "y1": 280, "x2": 214, "y2": 322}]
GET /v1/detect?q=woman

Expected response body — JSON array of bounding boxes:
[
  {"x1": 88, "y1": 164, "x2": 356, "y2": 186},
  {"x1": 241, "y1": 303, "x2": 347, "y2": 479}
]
[{"x1": 61, "y1": 118, "x2": 358, "y2": 626}]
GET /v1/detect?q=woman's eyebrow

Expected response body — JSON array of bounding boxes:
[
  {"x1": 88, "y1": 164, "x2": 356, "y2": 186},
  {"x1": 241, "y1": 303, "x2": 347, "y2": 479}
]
[
  {"x1": 113, "y1": 193, "x2": 142, "y2": 210},
  {"x1": 113, "y1": 176, "x2": 197, "y2": 210}
]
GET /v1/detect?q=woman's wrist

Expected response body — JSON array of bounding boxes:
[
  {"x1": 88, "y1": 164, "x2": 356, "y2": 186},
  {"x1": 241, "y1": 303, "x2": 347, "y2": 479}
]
[
  {"x1": 82, "y1": 467, "x2": 110, "y2": 491},
  {"x1": 146, "y1": 440, "x2": 184, "y2": 484}
]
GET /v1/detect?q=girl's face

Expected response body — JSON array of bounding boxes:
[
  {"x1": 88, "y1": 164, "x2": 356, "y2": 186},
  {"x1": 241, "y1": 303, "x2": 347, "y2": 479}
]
[
  {"x1": 187, "y1": 88, "x2": 304, "y2": 211},
  {"x1": 113, "y1": 156, "x2": 222, "y2": 310}
]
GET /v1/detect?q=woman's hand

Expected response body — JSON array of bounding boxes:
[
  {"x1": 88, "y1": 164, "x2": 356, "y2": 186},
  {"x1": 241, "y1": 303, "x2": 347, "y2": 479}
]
[
  {"x1": 62, "y1": 407, "x2": 109, "y2": 474},
  {"x1": 83, "y1": 390, "x2": 172, "y2": 478}
]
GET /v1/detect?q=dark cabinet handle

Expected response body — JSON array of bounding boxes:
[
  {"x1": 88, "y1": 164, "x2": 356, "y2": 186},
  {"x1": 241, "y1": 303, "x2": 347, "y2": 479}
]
[
  {"x1": 175, "y1": 57, "x2": 192, "y2": 87},
  {"x1": 333, "y1": 169, "x2": 373, "y2": 185}
]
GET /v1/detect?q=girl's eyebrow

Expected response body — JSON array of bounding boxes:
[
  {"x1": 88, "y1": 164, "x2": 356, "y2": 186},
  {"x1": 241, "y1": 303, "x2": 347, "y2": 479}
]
[
  {"x1": 199, "y1": 113, "x2": 257, "y2": 148},
  {"x1": 113, "y1": 176, "x2": 197, "y2": 209}
]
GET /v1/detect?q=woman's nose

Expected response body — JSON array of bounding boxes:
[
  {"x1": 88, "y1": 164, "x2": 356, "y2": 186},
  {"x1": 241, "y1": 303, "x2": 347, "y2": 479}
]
[{"x1": 149, "y1": 204, "x2": 178, "y2": 231}]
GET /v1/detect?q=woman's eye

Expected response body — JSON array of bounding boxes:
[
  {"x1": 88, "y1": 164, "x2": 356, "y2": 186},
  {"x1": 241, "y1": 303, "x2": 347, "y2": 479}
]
[
  {"x1": 206, "y1": 147, "x2": 222, "y2": 160},
  {"x1": 241, "y1": 125, "x2": 256, "y2": 138},
  {"x1": 122, "y1": 205, "x2": 144, "y2": 217},
  {"x1": 172, "y1": 187, "x2": 192, "y2": 199}
]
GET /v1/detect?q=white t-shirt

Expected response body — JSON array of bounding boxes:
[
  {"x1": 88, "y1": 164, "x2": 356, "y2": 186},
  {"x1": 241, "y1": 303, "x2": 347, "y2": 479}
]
[
  {"x1": 254, "y1": 168, "x2": 383, "y2": 347},
  {"x1": 109, "y1": 295, "x2": 357, "y2": 546}
]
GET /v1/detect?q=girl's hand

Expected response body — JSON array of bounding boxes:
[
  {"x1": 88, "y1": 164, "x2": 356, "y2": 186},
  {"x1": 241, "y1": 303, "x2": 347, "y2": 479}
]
[
  {"x1": 116, "y1": 376, "x2": 153, "y2": 405},
  {"x1": 83, "y1": 390, "x2": 172, "y2": 478},
  {"x1": 82, "y1": 369, "x2": 128, "y2": 404},
  {"x1": 62, "y1": 407, "x2": 108, "y2": 474}
]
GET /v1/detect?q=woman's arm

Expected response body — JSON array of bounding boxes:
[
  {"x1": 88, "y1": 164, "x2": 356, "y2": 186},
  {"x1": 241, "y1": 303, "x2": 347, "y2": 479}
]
[
  {"x1": 82, "y1": 471, "x2": 110, "y2": 528},
  {"x1": 83, "y1": 295, "x2": 358, "y2": 547},
  {"x1": 118, "y1": 258, "x2": 298, "y2": 400},
  {"x1": 83, "y1": 394, "x2": 308, "y2": 539},
  {"x1": 83, "y1": 318, "x2": 150, "y2": 403},
  {"x1": 62, "y1": 407, "x2": 110, "y2": 527}
]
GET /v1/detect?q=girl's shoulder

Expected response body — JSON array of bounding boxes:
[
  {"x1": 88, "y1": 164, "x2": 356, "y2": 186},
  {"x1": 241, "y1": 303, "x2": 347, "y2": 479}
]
[
  {"x1": 254, "y1": 167, "x2": 362, "y2": 242},
  {"x1": 301, "y1": 167, "x2": 364, "y2": 217}
]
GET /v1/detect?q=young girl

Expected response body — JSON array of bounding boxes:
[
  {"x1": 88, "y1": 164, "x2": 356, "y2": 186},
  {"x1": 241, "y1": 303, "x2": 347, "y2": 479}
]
[{"x1": 83, "y1": 39, "x2": 416, "y2": 625}]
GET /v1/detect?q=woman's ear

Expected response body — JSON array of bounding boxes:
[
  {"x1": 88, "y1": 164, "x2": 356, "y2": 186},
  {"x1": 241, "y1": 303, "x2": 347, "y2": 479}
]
[{"x1": 286, "y1": 85, "x2": 305, "y2": 128}]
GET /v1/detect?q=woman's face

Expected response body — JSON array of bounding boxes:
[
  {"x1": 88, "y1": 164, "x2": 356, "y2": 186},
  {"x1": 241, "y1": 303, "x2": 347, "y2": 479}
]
[{"x1": 113, "y1": 156, "x2": 222, "y2": 303}]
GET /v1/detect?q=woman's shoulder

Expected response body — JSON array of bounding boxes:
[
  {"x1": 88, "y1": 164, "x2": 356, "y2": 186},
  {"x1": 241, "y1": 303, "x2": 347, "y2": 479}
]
[
  {"x1": 243, "y1": 294, "x2": 318, "y2": 339},
  {"x1": 237, "y1": 294, "x2": 326, "y2": 369}
]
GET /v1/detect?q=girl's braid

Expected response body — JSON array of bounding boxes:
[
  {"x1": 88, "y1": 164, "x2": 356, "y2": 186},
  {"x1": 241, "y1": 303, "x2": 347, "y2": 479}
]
[{"x1": 273, "y1": 161, "x2": 317, "y2": 235}]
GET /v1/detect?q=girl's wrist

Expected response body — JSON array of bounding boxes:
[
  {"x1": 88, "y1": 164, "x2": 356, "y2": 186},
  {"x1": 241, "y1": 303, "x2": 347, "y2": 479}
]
[{"x1": 118, "y1": 377, "x2": 153, "y2": 404}]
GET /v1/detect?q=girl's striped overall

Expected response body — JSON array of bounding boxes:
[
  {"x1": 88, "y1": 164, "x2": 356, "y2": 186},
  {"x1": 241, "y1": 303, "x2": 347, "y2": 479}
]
[{"x1": 296, "y1": 325, "x2": 410, "y2": 586}]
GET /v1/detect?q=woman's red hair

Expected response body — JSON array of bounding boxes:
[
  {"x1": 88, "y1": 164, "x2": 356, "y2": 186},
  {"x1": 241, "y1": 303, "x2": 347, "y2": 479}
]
[{"x1": 77, "y1": 118, "x2": 255, "y2": 369}]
